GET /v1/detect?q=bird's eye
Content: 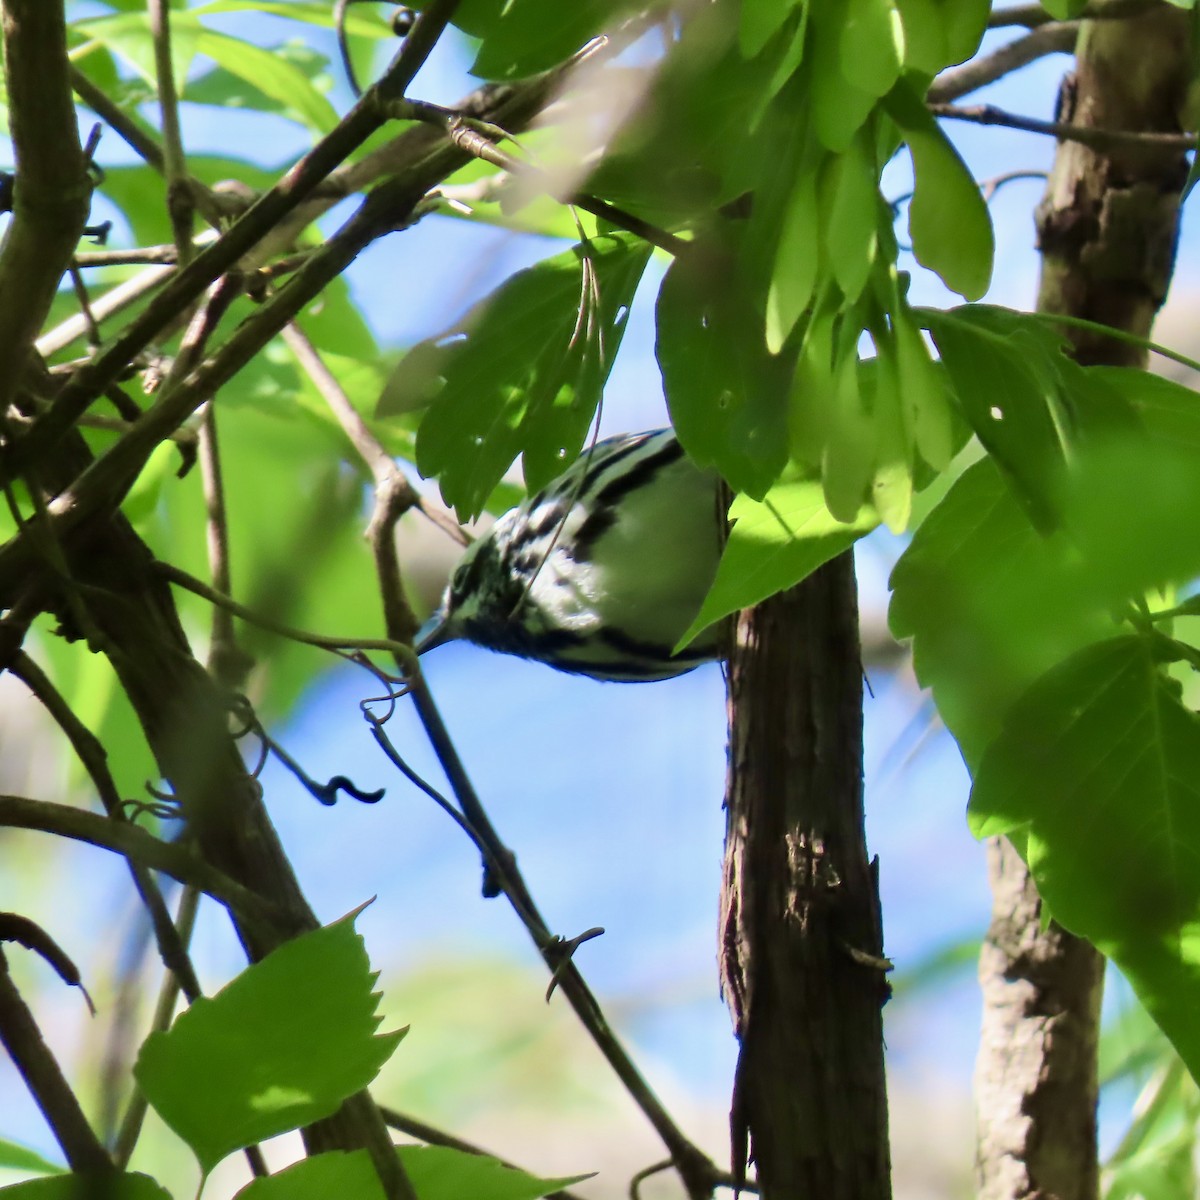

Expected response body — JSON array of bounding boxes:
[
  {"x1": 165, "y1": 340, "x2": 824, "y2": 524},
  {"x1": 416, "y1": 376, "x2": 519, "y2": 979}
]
[{"x1": 449, "y1": 560, "x2": 472, "y2": 601}]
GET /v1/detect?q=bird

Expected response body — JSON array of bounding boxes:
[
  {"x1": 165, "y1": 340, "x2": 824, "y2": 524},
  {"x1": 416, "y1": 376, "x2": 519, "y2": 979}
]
[{"x1": 417, "y1": 429, "x2": 725, "y2": 681}]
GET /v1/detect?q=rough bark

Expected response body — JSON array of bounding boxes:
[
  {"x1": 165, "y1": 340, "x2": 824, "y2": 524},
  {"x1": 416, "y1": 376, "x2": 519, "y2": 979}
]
[
  {"x1": 975, "y1": 5, "x2": 1193, "y2": 1197},
  {"x1": 720, "y1": 552, "x2": 890, "y2": 1199}
]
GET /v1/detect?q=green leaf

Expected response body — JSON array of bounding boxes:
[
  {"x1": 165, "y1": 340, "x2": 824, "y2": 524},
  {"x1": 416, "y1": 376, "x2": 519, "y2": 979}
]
[
  {"x1": 135, "y1": 911, "x2": 404, "y2": 1174},
  {"x1": 824, "y1": 129, "x2": 880, "y2": 304},
  {"x1": 869, "y1": 343, "x2": 913, "y2": 532},
  {"x1": 194, "y1": 31, "x2": 338, "y2": 134},
  {"x1": 892, "y1": 301, "x2": 956, "y2": 470},
  {"x1": 921, "y1": 305, "x2": 1070, "y2": 531},
  {"x1": 680, "y1": 474, "x2": 878, "y2": 646},
  {"x1": 763, "y1": 166, "x2": 820, "y2": 350},
  {"x1": 656, "y1": 241, "x2": 790, "y2": 498},
  {"x1": 233, "y1": 1147, "x2": 589, "y2": 1200},
  {"x1": 894, "y1": 0, "x2": 946, "y2": 75},
  {"x1": 193, "y1": 0, "x2": 392, "y2": 36},
  {"x1": 969, "y1": 635, "x2": 1200, "y2": 1083},
  {"x1": 405, "y1": 233, "x2": 650, "y2": 520},
  {"x1": 840, "y1": 0, "x2": 905, "y2": 98},
  {"x1": 1039, "y1": 0, "x2": 1089, "y2": 16},
  {"x1": 0, "y1": 1176, "x2": 171, "y2": 1199},
  {"x1": 408, "y1": 0, "x2": 641, "y2": 80},
  {"x1": 0, "y1": 1140, "x2": 64, "y2": 1176},
  {"x1": 882, "y1": 79, "x2": 994, "y2": 299},
  {"x1": 72, "y1": 11, "x2": 199, "y2": 88},
  {"x1": 810, "y1": 0, "x2": 878, "y2": 150},
  {"x1": 888, "y1": 457, "x2": 1115, "y2": 767},
  {"x1": 1064, "y1": 434, "x2": 1200, "y2": 605},
  {"x1": 822, "y1": 346, "x2": 876, "y2": 521},
  {"x1": 940, "y1": 0, "x2": 990, "y2": 64},
  {"x1": 766, "y1": 167, "x2": 820, "y2": 351},
  {"x1": 739, "y1": 0, "x2": 799, "y2": 56}
]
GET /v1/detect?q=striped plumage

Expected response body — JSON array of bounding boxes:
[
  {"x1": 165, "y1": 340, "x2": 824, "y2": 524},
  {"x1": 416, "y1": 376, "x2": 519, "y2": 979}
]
[{"x1": 419, "y1": 430, "x2": 724, "y2": 681}]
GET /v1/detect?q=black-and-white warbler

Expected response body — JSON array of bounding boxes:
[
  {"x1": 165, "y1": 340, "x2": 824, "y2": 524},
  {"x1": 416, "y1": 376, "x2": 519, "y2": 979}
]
[{"x1": 418, "y1": 430, "x2": 724, "y2": 681}]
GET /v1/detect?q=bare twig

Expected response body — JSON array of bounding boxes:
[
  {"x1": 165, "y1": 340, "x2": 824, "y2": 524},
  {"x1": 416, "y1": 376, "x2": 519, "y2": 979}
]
[
  {"x1": 0, "y1": 949, "x2": 111, "y2": 1173},
  {"x1": 930, "y1": 102, "x2": 1197, "y2": 151},
  {"x1": 69, "y1": 65, "x2": 165, "y2": 173},
  {"x1": 9, "y1": 650, "x2": 202, "y2": 998},
  {"x1": 73, "y1": 245, "x2": 180, "y2": 267},
  {"x1": 67, "y1": 265, "x2": 102, "y2": 347},
  {"x1": 279, "y1": 322, "x2": 467, "y2": 545},
  {"x1": 0, "y1": 792, "x2": 284, "y2": 933},
  {"x1": 156, "y1": 560, "x2": 419, "y2": 663},
  {"x1": 928, "y1": 22, "x2": 1079, "y2": 105},
  {"x1": 149, "y1": 0, "x2": 194, "y2": 263}
]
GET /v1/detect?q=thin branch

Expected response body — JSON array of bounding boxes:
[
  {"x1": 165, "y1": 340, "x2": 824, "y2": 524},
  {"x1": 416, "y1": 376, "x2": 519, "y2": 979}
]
[
  {"x1": 395, "y1": 105, "x2": 690, "y2": 257},
  {"x1": 0, "y1": 792, "x2": 284, "y2": 933},
  {"x1": 279, "y1": 322, "x2": 467, "y2": 545},
  {"x1": 149, "y1": 0, "x2": 195, "y2": 264},
  {"x1": 928, "y1": 22, "x2": 1079, "y2": 105},
  {"x1": 73, "y1": 245, "x2": 179, "y2": 267},
  {"x1": 0, "y1": 950, "x2": 112, "y2": 1173},
  {"x1": 69, "y1": 65, "x2": 165, "y2": 173},
  {"x1": 9, "y1": 650, "x2": 202, "y2": 999},
  {"x1": 36, "y1": 262, "x2": 176, "y2": 359},
  {"x1": 156, "y1": 560, "x2": 420, "y2": 664},
  {"x1": 929, "y1": 102, "x2": 1197, "y2": 152},
  {"x1": 988, "y1": 0, "x2": 1156, "y2": 27},
  {"x1": 0, "y1": 0, "x2": 90, "y2": 420}
]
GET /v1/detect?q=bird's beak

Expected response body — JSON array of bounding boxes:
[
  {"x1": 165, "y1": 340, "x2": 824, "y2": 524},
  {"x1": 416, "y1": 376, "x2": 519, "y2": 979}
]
[{"x1": 414, "y1": 613, "x2": 451, "y2": 656}]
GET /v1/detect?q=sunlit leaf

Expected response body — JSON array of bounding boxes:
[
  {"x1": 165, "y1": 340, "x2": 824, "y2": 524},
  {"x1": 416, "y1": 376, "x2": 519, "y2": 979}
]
[
  {"x1": 136, "y1": 912, "x2": 404, "y2": 1174},
  {"x1": 882, "y1": 80, "x2": 993, "y2": 299}
]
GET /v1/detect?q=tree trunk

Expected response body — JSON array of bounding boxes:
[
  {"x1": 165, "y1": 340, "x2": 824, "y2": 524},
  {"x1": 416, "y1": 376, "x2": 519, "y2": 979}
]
[
  {"x1": 720, "y1": 551, "x2": 891, "y2": 1199},
  {"x1": 975, "y1": 5, "x2": 1193, "y2": 1196}
]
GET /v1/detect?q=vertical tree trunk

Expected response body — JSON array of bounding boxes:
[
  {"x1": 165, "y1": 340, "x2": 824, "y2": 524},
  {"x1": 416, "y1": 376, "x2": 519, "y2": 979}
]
[
  {"x1": 720, "y1": 552, "x2": 891, "y2": 1199},
  {"x1": 976, "y1": 5, "x2": 1193, "y2": 1197}
]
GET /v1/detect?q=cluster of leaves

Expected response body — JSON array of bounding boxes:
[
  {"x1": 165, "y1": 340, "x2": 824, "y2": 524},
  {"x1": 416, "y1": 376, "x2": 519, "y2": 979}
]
[
  {"x1": 0, "y1": 916, "x2": 585, "y2": 1199},
  {"x1": 393, "y1": 0, "x2": 1200, "y2": 1104}
]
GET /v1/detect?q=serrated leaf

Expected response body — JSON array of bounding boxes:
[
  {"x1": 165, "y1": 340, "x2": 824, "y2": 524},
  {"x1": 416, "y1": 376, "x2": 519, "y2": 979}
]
[
  {"x1": 841, "y1": 0, "x2": 905, "y2": 97},
  {"x1": 968, "y1": 635, "x2": 1200, "y2": 1082},
  {"x1": 656, "y1": 242, "x2": 790, "y2": 498},
  {"x1": 921, "y1": 306, "x2": 1068, "y2": 531},
  {"x1": 135, "y1": 911, "x2": 404, "y2": 1174},
  {"x1": 0, "y1": 1176, "x2": 171, "y2": 1199},
  {"x1": 882, "y1": 79, "x2": 993, "y2": 299},
  {"x1": 405, "y1": 234, "x2": 650, "y2": 520},
  {"x1": 233, "y1": 1147, "x2": 590, "y2": 1200},
  {"x1": 680, "y1": 474, "x2": 878, "y2": 647}
]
